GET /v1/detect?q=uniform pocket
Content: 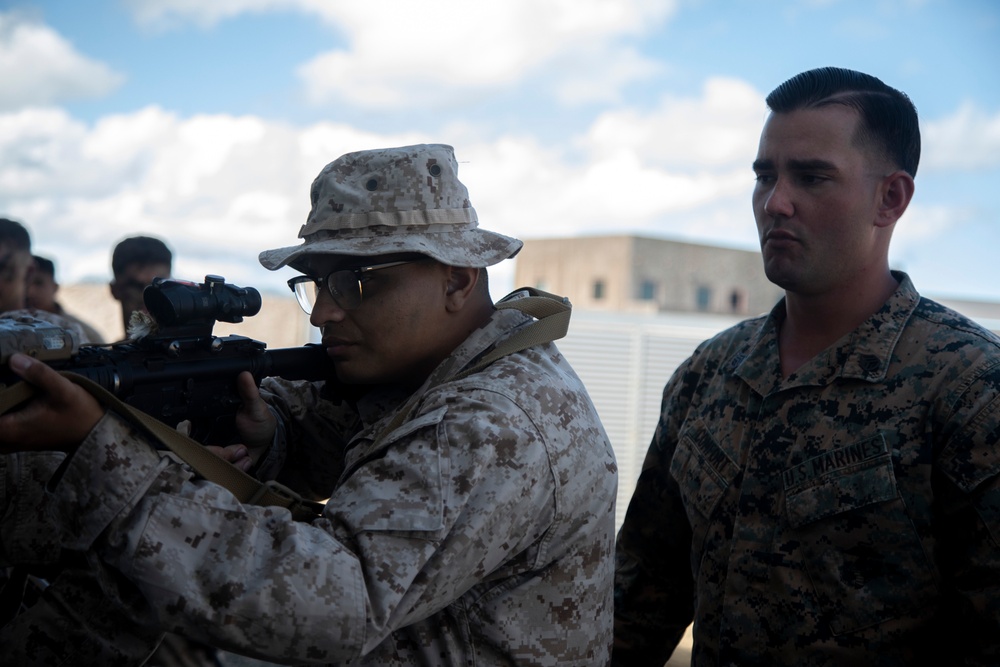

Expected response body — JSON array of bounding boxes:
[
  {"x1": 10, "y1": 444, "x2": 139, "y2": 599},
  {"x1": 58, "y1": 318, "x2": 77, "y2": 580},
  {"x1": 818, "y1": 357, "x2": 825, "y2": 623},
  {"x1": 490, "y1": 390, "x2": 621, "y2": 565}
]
[
  {"x1": 784, "y1": 435, "x2": 937, "y2": 634},
  {"x1": 670, "y1": 422, "x2": 738, "y2": 526},
  {"x1": 336, "y1": 406, "x2": 449, "y2": 534}
]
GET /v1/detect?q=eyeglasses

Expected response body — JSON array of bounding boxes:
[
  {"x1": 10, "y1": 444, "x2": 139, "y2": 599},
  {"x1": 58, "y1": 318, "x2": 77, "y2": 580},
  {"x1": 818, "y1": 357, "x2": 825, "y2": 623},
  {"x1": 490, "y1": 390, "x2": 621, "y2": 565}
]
[{"x1": 287, "y1": 259, "x2": 420, "y2": 314}]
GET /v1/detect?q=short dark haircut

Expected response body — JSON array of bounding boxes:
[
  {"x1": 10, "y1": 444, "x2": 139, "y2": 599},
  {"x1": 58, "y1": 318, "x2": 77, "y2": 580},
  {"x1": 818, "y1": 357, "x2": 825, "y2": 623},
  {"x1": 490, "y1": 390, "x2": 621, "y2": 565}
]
[
  {"x1": 766, "y1": 67, "x2": 921, "y2": 178},
  {"x1": 33, "y1": 255, "x2": 56, "y2": 278},
  {"x1": 0, "y1": 218, "x2": 31, "y2": 251},
  {"x1": 112, "y1": 235, "x2": 172, "y2": 277}
]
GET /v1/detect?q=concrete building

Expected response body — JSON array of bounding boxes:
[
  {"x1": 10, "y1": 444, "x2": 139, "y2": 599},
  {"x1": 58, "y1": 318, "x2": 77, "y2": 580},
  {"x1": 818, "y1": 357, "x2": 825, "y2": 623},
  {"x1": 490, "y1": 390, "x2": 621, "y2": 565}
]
[{"x1": 514, "y1": 234, "x2": 785, "y2": 316}]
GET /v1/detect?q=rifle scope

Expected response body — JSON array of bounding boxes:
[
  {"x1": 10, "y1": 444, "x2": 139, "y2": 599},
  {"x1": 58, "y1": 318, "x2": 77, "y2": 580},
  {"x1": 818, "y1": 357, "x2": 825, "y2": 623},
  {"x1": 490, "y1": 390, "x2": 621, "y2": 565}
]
[{"x1": 144, "y1": 275, "x2": 262, "y2": 326}]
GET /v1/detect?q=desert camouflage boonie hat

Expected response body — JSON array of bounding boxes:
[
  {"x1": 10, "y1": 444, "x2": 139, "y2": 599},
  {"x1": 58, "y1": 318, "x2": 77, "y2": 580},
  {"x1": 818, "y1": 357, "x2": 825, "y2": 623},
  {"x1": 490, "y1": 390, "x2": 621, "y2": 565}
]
[{"x1": 259, "y1": 143, "x2": 522, "y2": 273}]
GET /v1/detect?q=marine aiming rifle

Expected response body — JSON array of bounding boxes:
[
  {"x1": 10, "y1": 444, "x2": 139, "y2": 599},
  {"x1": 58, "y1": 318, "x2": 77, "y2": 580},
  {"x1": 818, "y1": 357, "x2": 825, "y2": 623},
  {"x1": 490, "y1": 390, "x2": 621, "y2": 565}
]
[{"x1": 0, "y1": 274, "x2": 334, "y2": 445}]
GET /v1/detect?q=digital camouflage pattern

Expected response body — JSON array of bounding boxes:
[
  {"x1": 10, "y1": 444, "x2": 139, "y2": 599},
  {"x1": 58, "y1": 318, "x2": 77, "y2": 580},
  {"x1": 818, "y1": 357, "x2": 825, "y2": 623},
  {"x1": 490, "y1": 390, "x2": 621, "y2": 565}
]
[
  {"x1": 1, "y1": 451, "x2": 164, "y2": 666},
  {"x1": 259, "y1": 144, "x2": 523, "y2": 273},
  {"x1": 1, "y1": 451, "x2": 66, "y2": 567},
  {"x1": 0, "y1": 550, "x2": 163, "y2": 666},
  {"x1": 1, "y1": 455, "x2": 252, "y2": 667},
  {"x1": 614, "y1": 273, "x2": 1000, "y2": 666},
  {"x1": 17, "y1": 296, "x2": 617, "y2": 665}
]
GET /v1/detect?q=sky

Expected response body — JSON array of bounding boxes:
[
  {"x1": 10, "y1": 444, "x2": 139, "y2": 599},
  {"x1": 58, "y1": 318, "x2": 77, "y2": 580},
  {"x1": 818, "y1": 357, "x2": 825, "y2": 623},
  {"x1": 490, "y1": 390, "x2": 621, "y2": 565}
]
[{"x1": 1, "y1": 0, "x2": 998, "y2": 304}]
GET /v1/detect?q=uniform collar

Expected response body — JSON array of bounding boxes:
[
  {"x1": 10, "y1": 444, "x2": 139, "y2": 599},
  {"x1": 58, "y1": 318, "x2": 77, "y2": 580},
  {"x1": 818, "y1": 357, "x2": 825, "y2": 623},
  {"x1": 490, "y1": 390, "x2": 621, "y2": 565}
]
[{"x1": 733, "y1": 271, "x2": 920, "y2": 393}]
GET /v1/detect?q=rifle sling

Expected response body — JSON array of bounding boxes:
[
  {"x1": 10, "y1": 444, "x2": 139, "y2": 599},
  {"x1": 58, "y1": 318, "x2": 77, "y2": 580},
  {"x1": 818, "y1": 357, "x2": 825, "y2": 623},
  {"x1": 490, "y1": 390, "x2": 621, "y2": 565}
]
[
  {"x1": 0, "y1": 374, "x2": 324, "y2": 522},
  {"x1": 0, "y1": 288, "x2": 570, "y2": 523}
]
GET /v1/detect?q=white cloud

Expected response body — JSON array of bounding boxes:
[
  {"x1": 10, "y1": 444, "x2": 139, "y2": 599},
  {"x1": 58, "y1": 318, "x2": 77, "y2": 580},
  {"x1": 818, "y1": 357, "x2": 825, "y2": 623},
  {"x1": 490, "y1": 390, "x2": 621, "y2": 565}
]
[
  {"x1": 0, "y1": 104, "x2": 437, "y2": 291},
  {"x1": 549, "y1": 45, "x2": 663, "y2": 106},
  {"x1": 0, "y1": 12, "x2": 123, "y2": 111},
  {"x1": 921, "y1": 101, "x2": 1000, "y2": 171},
  {"x1": 0, "y1": 106, "x2": 94, "y2": 195},
  {"x1": 888, "y1": 201, "x2": 977, "y2": 276},
  {"x1": 127, "y1": 0, "x2": 677, "y2": 110},
  {"x1": 454, "y1": 135, "x2": 761, "y2": 301},
  {"x1": 892, "y1": 202, "x2": 963, "y2": 243},
  {"x1": 122, "y1": 1, "x2": 679, "y2": 111},
  {"x1": 452, "y1": 80, "x2": 762, "y2": 244},
  {"x1": 5, "y1": 76, "x2": 985, "y2": 304},
  {"x1": 123, "y1": 0, "x2": 298, "y2": 28},
  {"x1": 296, "y1": 0, "x2": 676, "y2": 110},
  {"x1": 1, "y1": 76, "x2": 766, "y2": 294},
  {"x1": 580, "y1": 77, "x2": 767, "y2": 168}
]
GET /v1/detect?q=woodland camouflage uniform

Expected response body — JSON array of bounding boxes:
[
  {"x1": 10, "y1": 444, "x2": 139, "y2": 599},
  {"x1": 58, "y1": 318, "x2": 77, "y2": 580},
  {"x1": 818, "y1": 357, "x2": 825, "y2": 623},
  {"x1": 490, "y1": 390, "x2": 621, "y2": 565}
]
[{"x1": 614, "y1": 274, "x2": 1000, "y2": 666}]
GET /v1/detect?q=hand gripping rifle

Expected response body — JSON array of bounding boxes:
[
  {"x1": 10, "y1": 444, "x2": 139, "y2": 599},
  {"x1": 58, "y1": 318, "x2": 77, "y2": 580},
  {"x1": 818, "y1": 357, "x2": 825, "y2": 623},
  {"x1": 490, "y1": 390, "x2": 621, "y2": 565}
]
[{"x1": 0, "y1": 274, "x2": 334, "y2": 446}]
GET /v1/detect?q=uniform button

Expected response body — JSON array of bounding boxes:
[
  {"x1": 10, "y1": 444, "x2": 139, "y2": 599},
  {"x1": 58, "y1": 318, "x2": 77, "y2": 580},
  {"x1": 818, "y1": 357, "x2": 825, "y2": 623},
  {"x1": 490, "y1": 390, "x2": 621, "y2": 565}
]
[{"x1": 859, "y1": 354, "x2": 880, "y2": 373}]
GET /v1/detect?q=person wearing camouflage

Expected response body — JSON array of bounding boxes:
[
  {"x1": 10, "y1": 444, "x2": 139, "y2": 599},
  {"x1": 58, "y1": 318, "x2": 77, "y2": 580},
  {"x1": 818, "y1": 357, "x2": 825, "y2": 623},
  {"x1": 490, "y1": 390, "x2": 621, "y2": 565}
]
[
  {"x1": 614, "y1": 68, "x2": 1000, "y2": 665},
  {"x1": 0, "y1": 144, "x2": 618, "y2": 665}
]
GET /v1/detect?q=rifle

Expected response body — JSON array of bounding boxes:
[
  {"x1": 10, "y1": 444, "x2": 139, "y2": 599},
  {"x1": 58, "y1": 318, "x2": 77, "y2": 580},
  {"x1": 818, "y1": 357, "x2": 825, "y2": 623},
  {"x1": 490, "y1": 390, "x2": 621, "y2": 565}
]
[{"x1": 0, "y1": 274, "x2": 334, "y2": 445}]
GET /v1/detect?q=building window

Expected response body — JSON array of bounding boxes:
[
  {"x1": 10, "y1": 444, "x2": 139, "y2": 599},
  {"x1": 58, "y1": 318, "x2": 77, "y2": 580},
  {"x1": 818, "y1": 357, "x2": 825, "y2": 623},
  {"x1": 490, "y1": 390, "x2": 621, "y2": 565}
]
[
  {"x1": 639, "y1": 280, "x2": 656, "y2": 301},
  {"x1": 593, "y1": 279, "x2": 605, "y2": 300},
  {"x1": 696, "y1": 285, "x2": 712, "y2": 311},
  {"x1": 729, "y1": 289, "x2": 745, "y2": 313}
]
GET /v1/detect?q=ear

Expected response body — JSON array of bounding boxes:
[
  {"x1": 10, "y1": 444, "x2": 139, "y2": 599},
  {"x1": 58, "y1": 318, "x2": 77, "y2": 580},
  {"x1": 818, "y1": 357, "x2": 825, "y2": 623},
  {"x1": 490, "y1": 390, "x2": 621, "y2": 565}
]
[
  {"x1": 109, "y1": 281, "x2": 121, "y2": 300},
  {"x1": 443, "y1": 266, "x2": 480, "y2": 312},
  {"x1": 875, "y1": 170, "x2": 915, "y2": 228}
]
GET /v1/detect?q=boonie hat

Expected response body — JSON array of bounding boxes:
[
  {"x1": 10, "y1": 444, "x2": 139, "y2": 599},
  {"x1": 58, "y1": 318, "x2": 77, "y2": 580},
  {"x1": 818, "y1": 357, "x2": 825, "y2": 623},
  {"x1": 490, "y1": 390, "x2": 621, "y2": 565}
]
[{"x1": 259, "y1": 143, "x2": 522, "y2": 273}]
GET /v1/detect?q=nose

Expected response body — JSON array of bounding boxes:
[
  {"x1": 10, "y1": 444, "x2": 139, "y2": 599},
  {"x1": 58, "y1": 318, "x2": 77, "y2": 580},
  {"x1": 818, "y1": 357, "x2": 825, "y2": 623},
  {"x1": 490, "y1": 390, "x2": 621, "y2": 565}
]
[
  {"x1": 309, "y1": 289, "x2": 347, "y2": 327},
  {"x1": 762, "y1": 178, "x2": 793, "y2": 219}
]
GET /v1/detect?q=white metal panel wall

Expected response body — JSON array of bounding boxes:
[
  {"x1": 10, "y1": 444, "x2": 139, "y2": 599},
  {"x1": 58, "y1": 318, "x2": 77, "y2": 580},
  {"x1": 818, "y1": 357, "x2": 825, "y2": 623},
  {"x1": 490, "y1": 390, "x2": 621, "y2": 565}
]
[{"x1": 556, "y1": 311, "x2": 739, "y2": 529}]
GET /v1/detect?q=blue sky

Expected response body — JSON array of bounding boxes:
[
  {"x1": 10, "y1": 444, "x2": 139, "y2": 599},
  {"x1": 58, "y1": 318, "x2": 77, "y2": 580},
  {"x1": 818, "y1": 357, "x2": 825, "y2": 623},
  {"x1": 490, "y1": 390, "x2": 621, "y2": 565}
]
[{"x1": 1, "y1": 0, "x2": 998, "y2": 303}]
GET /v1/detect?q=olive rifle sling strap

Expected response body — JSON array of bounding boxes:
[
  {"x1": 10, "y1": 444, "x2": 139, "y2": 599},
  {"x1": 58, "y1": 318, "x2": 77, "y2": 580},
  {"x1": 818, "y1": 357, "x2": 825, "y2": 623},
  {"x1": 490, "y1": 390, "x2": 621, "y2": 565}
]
[{"x1": 0, "y1": 377, "x2": 324, "y2": 522}]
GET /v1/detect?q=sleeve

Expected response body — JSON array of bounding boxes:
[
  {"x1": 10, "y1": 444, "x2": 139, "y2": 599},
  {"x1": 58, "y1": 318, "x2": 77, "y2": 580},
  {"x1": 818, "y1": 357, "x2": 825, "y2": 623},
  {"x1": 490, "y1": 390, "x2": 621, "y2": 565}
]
[
  {"x1": 613, "y1": 360, "x2": 698, "y2": 667},
  {"x1": 255, "y1": 376, "x2": 357, "y2": 499},
  {"x1": 0, "y1": 550, "x2": 163, "y2": 666},
  {"x1": 935, "y1": 359, "x2": 1000, "y2": 666},
  {"x1": 42, "y1": 386, "x2": 559, "y2": 663},
  {"x1": 1, "y1": 451, "x2": 67, "y2": 567},
  {"x1": 2, "y1": 452, "x2": 163, "y2": 665}
]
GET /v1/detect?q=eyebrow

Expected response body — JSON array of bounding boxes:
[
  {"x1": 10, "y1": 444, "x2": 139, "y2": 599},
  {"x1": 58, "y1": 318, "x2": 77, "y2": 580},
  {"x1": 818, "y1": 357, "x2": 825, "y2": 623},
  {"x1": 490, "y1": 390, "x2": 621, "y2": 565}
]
[
  {"x1": 752, "y1": 158, "x2": 839, "y2": 173},
  {"x1": 788, "y1": 158, "x2": 839, "y2": 172}
]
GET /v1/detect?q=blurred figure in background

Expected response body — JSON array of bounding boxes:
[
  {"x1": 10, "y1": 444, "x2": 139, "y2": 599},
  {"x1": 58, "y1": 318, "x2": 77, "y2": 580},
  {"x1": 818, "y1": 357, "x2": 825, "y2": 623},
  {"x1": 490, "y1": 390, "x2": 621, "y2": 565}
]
[
  {"x1": 0, "y1": 220, "x2": 96, "y2": 345},
  {"x1": 0, "y1": 217, "x2": 33, "y2": 313},
  {"x1": 110, "y1": 235, "x2": 172, "y2": 338},
  {"x1": 27, "y1": 255, "x2": 104, "y2": 345}
]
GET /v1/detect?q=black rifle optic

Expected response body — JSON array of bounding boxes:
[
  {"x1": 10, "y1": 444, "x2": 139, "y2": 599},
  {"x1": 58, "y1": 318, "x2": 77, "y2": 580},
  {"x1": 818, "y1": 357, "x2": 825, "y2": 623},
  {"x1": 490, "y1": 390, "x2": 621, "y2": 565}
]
[{"x1": 0, "y1": 275, "x2": 334, "y2": 445}]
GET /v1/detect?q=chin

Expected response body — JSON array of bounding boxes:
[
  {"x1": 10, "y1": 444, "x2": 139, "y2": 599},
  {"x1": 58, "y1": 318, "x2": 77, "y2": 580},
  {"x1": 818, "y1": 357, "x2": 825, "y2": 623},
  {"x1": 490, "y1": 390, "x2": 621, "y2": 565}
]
[
  {"x1": 334, "y1": 365, "x2": 384, "y2": 386},
  {"x1": 762, "y1": 261, "x2": 804, "y2": 291},
  {"x1": 334, "y1": 368, "x2": 365, "y2": 385},
  {"x1": 763, "y1": 269, "x2": 792, "y2": 291}
]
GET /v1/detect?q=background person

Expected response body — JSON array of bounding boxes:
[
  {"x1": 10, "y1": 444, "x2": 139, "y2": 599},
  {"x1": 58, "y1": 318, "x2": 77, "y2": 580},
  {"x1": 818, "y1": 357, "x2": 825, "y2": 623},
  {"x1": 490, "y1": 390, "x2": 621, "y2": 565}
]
[
  {"x1": 0, "y1": 217, "x2": 33, "y2": 314},
  {"x1": 26, "y1": 255, "x2": 104, "y2": 344},
  {"x1": 0, "y1": 222, "x2": 95, "y2": 346},
  {"x1": 109, "y1": 234, "x2": 172, "y2": 338},
  {"x1": 613, "y1": 67, "x2": 1000, "y2": 665}
]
